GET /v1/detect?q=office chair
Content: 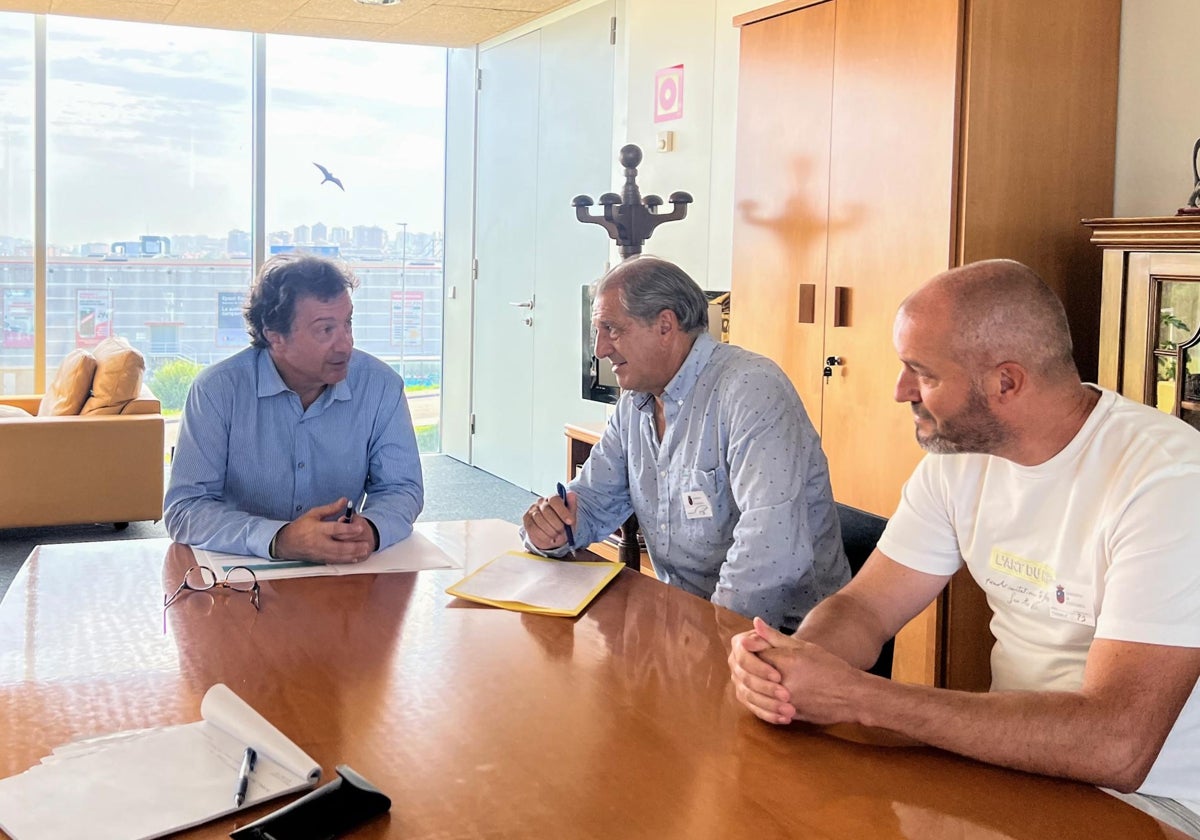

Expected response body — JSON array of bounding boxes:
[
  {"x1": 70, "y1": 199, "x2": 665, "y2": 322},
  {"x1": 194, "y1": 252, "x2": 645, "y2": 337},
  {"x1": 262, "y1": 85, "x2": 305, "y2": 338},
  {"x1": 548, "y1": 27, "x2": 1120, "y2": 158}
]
[{"x1": 835, "y1": 502, "x2": 893, "y2": 680}]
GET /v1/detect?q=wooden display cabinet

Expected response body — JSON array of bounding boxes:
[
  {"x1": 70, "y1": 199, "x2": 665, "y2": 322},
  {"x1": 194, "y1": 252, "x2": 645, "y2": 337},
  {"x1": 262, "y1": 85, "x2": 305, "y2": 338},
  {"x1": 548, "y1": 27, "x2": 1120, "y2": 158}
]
[{"x1": 1084, "y1": 217, "x2": 1200, "y2": 432}]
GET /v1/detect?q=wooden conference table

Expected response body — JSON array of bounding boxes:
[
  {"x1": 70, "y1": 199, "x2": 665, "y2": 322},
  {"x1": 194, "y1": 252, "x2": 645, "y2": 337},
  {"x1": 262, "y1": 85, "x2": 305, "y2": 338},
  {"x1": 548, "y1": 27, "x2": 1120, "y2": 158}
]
[{"x1": 0, "y1": 520, "x2": 1186, "y2": 840}]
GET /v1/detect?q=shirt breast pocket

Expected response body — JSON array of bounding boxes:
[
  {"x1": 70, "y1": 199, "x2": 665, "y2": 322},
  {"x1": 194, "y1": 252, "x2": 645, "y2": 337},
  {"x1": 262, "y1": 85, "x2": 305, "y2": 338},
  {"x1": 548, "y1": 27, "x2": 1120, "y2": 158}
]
[{"x1": 677, "y1": 468, "x2": 729, "y2": 550}]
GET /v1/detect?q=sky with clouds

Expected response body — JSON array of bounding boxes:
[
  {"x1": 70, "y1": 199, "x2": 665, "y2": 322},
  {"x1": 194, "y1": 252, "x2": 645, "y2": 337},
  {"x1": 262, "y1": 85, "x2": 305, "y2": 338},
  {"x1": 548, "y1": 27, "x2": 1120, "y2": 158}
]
[{"x1": 0, "y1": 13, "x2": 446, "y2": 249}]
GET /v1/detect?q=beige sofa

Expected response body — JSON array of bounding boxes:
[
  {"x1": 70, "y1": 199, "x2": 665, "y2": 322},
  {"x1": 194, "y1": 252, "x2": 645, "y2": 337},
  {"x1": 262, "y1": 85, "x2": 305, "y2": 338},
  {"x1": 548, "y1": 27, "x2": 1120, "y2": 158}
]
[
  {"x1": 0, "y1": 387, "x2": 164, "y2": 529},
  {"x1": 0, "y1": 340, "x2": 166, "y2": 529}
]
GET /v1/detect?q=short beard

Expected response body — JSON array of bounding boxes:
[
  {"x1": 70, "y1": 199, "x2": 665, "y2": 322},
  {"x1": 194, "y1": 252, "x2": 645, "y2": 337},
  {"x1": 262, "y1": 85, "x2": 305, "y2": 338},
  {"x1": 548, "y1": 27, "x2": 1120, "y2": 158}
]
[{"x1": 914, "y1": 384, "x2": 1011, "y2": 455}]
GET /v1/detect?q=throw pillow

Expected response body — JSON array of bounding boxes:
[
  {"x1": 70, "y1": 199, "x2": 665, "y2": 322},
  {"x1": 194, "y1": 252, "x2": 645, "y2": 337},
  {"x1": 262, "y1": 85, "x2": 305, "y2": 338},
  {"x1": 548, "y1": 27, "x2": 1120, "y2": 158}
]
[
  {"x1": 37, "y1": 348, "x2": 98, "y2": 416},
  {"x1": 81, "y1": 336, "x2": 146, "y2": 415},
  {"x1": 0, "y1": 404, "x2": 33, "y2": 418}
]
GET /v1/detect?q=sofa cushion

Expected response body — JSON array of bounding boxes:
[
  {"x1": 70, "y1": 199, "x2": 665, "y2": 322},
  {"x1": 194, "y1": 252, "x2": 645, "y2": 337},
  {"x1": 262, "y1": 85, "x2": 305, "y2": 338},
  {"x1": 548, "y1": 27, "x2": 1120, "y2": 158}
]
[
  {"x1": 0, "y1": 404, "x2": 33, "y2": 418},
  {"x1": 81, "y1": 337, "x2": 146, "y2": 415},
  {"x1": 38, "y1": 349, "x2": 98, "y2": 416}
]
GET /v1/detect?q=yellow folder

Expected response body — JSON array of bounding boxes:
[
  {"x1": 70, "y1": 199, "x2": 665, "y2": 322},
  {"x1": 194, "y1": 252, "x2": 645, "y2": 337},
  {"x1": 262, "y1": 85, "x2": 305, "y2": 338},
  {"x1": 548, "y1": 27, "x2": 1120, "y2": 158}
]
[{"x1": 445, "y1": 551, "x2": 621, "y2": 617}]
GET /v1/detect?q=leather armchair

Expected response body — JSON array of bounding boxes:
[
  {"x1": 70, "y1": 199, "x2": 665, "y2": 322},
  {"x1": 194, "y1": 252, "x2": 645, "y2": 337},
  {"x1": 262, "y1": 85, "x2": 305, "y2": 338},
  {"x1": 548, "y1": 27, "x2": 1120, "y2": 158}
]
[{"x1": 0, "y1": 386, "x2": 165, "y2": 529}]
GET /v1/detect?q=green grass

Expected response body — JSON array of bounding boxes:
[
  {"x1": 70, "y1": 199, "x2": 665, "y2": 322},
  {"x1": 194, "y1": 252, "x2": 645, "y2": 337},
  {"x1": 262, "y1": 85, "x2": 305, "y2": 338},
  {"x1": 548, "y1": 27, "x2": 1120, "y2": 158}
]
[{"x1": 415, "y1": 424, "x2": 440, "y2": 454}]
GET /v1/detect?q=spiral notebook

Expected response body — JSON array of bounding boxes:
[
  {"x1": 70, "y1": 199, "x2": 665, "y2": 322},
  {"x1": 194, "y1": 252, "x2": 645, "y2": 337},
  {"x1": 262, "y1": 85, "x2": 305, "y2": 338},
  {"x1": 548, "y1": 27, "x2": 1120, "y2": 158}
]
[{"x1": 0, "y1": 684, "x2": 320, "y2": 840}]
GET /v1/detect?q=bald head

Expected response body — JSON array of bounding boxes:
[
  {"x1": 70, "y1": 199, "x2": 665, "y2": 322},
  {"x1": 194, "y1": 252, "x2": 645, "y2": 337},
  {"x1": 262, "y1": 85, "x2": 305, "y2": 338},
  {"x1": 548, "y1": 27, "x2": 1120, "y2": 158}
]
[{"x1": 900, "y1": 260, "x2": 1077, "y2": 382}]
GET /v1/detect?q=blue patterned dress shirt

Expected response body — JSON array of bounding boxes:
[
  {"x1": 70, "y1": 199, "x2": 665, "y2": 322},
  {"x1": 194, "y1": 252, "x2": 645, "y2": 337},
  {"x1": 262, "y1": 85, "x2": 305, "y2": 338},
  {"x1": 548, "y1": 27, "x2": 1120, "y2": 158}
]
[
  {"x1": 165, "y1": 346, "x2": 423, "y2": 558},
  {"x1": 531, "y1": 333, "x2": 849, "y2": 630}
]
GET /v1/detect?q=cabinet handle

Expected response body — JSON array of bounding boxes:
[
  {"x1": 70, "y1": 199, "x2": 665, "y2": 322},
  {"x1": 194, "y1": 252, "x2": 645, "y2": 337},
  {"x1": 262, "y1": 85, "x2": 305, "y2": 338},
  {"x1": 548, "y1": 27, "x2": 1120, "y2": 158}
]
[
  {"x1": 833, "y1": 286, "x2": 850, "y2": 327},
  {"x1": 798, "y1": 284, "x2": 816, "y2": 324}
]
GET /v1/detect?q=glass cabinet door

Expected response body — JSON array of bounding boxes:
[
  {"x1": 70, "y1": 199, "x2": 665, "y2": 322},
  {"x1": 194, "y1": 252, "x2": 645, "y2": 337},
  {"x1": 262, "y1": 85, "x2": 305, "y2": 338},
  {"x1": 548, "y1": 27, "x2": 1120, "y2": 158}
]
[{"x1": 1152, "y1": 279, "x2": 1200, "y2": 430}]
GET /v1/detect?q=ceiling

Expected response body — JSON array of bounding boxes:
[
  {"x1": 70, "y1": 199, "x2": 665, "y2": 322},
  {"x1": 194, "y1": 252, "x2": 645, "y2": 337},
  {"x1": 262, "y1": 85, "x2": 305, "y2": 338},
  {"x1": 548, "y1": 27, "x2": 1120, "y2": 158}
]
[{"x1": 0, "y1": 0, "x2": 578, "y2": 48}]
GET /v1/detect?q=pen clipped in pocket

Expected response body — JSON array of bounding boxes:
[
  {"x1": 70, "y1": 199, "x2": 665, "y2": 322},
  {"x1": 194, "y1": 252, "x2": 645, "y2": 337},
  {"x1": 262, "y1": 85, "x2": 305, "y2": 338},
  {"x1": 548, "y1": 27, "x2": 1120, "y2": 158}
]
[{"x1": 229, "y1": 765, "x2": 390, "y2": 840}]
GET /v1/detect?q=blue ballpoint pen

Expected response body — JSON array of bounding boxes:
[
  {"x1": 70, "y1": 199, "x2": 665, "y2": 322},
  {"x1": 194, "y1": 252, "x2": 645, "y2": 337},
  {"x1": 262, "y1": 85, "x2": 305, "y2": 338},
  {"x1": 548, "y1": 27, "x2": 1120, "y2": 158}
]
[
  {"x1": 234, "y1": 746, "x2": 256, "y2": 807},
  {"x1": 555, "y1": 482, "x2": 578, "y2": 558}
]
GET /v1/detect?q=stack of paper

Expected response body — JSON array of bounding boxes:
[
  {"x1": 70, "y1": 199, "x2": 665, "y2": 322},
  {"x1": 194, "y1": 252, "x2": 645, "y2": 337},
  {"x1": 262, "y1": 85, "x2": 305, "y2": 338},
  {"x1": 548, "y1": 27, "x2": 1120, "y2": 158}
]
[
  {"x1": 195, "y1": 529, "x2": 457, "y2": 582},
  {"x1": 446, "y1": 551, "x2": 622, "y2": 617},
  {"x1": 0, "y1": 684, "x2": 320, "y2": 840}
]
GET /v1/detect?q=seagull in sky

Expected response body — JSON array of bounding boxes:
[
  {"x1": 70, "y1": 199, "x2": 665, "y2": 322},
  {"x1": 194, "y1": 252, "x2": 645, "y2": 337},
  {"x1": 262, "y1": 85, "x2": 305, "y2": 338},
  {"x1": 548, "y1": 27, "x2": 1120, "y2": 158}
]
[{"x1": 313, "y1": 162, "x2": 344, "y2": 191}]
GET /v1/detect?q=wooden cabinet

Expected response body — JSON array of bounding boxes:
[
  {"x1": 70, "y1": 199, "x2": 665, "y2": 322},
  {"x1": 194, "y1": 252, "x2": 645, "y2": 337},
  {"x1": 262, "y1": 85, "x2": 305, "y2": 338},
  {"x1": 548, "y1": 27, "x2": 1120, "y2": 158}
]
[
  {"x1": 731, "y1": 0, "x2": 1121, "y2": 689},
  {"x1": 1084, "y1": 217, "x2": 1200, "y2": 432}
]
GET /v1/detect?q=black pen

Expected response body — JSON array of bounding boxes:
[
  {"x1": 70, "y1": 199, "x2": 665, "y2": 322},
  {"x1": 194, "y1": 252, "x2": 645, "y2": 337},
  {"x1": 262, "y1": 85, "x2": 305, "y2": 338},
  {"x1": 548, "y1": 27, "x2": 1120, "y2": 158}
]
[
  {"x1": 342, "y1": 502, "x2": 354, "y2": 523},
  {"x1": 234, "y1": 746, "x2": 256, "y2": 807},
  {"x1": 556, "y1": 482, "x2": 578, "y2": 559}
]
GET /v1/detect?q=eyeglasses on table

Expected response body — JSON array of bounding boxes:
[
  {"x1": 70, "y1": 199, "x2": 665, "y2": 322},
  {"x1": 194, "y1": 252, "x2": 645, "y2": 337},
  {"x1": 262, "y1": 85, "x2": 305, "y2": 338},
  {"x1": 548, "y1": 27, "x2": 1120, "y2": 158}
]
[{"x1": 164, "y1": 564, "x2": 261, "y2": 611}]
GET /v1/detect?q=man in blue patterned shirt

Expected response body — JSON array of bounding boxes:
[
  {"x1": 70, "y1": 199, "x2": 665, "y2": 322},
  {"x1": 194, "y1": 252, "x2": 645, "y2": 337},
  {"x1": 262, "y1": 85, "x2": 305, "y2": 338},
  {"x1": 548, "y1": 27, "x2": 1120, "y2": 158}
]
[
  {"x1": 165, "y1": 254, "x2": 423, "y2": 562},
  {"x1": 521, "y1": 256, "x2": 848, "y2": 630}
]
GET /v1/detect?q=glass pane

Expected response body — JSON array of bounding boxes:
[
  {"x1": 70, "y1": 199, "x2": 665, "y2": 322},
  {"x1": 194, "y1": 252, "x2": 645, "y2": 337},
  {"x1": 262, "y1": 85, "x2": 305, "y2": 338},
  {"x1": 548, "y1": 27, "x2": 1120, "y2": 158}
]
[
  {"x1": 0, "y1": 13, "x2": 34, "y2": 396},
  {"x1": 265, "y1": 34, "x2": 447, "y2": 453},
  {"x1": 46, "y1": 17, "x2": 252, "y2": 461},
  {"x1": 1156, "y1": 280, "x2": 1200, "y2": 350},
  {"x1": 1155, "y1": 353, "x2": 1177, "y2": 415}
]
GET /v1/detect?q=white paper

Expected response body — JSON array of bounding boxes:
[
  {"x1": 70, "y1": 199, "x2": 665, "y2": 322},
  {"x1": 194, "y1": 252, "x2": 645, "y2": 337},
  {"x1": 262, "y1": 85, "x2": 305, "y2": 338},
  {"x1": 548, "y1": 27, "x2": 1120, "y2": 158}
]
[
  {"x1": 0, "y1": 684, "x2": 320, "y2": 840},
  {"x1": 453, "y1": 553, "x2": 616, "y2": 613},
  {"x1": 194, "y1": 528, "x2": 458, "y2": 581}
]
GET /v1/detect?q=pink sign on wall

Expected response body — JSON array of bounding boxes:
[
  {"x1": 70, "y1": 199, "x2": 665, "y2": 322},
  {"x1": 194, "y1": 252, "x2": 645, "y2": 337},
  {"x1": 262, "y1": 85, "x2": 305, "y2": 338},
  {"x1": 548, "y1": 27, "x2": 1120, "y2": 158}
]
[{"x1": 654, "y1": 64, "x2": 684, "y2": 123}]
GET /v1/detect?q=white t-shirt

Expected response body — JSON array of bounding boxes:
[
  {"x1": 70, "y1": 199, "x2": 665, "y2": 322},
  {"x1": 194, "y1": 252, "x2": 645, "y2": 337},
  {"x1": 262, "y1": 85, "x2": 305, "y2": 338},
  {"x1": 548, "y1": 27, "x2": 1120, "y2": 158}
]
[{"x1": 878, "y1": 387, "x2": 1200, "y2": 804}]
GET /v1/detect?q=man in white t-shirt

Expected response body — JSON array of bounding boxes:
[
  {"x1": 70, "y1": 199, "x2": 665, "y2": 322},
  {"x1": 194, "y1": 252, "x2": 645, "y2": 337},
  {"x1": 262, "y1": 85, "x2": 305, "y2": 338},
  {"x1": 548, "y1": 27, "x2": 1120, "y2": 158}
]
[{"x1": 728, "y1": 259, "x2": 1200, "y2": 835}]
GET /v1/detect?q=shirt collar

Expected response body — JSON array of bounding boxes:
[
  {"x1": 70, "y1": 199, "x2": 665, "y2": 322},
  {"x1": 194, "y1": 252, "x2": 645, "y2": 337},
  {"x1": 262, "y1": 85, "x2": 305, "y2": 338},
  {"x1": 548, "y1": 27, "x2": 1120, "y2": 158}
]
[
  {"x1": 633, "y1": 332, "x2": 716, "y2": 414},
  {"x1": 255, "y1": 348, "x2": 352, "y2": 404}
]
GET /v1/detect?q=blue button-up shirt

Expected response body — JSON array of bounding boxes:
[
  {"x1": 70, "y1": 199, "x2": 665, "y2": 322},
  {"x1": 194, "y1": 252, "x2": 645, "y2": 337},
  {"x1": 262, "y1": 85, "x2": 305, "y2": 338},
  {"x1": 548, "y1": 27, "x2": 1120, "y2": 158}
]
[
  {"x1": 543, "y1": 333, "x2": 849, "y2": 630},
  {"x1": 164, "y1": 346, "x2": 423, "y2": 558}
]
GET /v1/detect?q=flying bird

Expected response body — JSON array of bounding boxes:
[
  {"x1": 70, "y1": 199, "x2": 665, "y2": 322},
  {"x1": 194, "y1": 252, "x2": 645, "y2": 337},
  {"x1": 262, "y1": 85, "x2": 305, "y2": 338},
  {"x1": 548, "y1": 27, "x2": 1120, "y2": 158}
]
[{"x1": 313, "y1": 162, "x2": 344, "y2": 191}]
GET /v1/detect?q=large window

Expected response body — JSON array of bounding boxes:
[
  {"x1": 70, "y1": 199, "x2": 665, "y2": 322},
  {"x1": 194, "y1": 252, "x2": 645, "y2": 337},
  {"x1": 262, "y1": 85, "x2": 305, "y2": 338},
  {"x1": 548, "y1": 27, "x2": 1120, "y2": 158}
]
[
  {"x1": 0, "y1": 15, "x2": 34, "y2": 394},
  {"x1": 266, "y1": 35, "x2": 447, "y2": 451},
  {"x1": 1, "y1": 12, "x2": 447, "y2": 453}
]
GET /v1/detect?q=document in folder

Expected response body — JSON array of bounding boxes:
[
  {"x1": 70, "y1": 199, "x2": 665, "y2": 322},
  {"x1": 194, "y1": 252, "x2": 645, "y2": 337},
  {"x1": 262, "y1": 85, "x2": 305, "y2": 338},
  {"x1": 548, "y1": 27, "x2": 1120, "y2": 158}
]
[
  {"x1": 445, "y1": 551, "x2": 622, "y2": 617},
  {"x1": 0, "y1": 684, "x2": 321, "y2": 840}
]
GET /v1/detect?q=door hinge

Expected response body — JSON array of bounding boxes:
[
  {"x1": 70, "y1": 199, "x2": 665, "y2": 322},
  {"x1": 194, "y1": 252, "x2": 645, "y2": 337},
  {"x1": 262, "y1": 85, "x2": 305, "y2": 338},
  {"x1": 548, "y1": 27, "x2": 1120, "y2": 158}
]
[
  {"x1": 610, "y1": 16, "x2": 617, "y2": 45},
  {"x1": 471, "y1": 258, "x2": 479, "y2": 281},
  {"x1": 476, "y1": 68, "x2": 483, "y2": 90},
  {"x1": 470, "y1": 413, "x2": 476, "y2": 435}
]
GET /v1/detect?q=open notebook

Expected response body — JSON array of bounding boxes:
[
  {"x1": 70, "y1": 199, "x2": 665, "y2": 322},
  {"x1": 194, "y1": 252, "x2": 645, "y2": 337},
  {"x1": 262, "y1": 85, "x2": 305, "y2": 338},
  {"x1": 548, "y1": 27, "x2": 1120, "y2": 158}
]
[{"x1": 0, "y1": 684, "x2": 320, "y2": 840}]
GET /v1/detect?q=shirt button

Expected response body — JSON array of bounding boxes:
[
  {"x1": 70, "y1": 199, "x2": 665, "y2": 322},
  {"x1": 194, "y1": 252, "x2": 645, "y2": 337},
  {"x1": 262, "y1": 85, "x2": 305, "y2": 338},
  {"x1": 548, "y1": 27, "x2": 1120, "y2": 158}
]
[
  {"x1": 660, "y1": 470, "x2": 666, "y2": 479},
  {"x1": 296, "y1": 505, "x2": 302, "y2": 512},
  {"x1": 660, "y1": 524, "x2": 666, "y2": 531},
  {"x1": 298, "y1": 462, "x2": 305, "y2": 469}
]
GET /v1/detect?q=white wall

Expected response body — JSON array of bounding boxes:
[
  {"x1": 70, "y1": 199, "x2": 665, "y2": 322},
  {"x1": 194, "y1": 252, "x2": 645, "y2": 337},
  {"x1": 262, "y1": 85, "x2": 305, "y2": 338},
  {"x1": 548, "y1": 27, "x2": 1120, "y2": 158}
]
[
  {"x1": 1113, "y1": 0, "x2": 1200, "y2": 216},
  {"x1": 609, "y1": 0, "x2": 761, "y2": 291}
]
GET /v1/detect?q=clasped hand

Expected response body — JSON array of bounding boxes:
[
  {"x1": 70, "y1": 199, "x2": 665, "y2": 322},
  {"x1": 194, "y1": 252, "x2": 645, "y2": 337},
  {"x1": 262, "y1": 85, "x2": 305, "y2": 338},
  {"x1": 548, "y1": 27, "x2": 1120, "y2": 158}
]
[
  {"x1": 273, "y1": 498, "x2": 375, "y2": 564},
  {"x1": 728, "y1": 617, "x2": 864, "y2": 727}
]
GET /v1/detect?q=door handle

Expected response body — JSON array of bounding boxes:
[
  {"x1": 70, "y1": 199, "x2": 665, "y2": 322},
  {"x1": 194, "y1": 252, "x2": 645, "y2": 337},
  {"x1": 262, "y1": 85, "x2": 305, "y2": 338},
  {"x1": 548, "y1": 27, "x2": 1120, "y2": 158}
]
[
  {"x1": 508, "y1": 296, "x2": 535, "y2": 309},
  {"x1": 797, "y1": 283, "x2": 816, "y2": 324},
  {"x1": 833, "y1": 286, "x2": 849, "y2": 327}
]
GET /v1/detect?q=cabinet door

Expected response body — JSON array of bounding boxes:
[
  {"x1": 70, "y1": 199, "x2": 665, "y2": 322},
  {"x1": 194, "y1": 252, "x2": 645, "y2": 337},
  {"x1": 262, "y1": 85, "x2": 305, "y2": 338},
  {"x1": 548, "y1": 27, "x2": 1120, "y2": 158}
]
[
  {"x1": 730, "y1": 1, "x2": 836, "y2": 421},
  {"x1": 821, "y1": 0, "x2": 961, "y2": 517},
  {"x1": 1128, "y1": 252, "x2": 1200, "y2": 432}
]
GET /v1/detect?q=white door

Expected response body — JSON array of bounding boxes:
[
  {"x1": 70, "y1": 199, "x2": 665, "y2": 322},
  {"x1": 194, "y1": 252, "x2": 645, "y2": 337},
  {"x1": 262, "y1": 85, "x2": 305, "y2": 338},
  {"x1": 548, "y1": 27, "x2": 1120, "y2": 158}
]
[
  {"x1": 472, "y1": 31, "x2": 541, "y2": 487},
  {"x1": 527, "y1": 3, "x2": 614, "y2": 494},
  {"x1": 472, "y1": 4, "x2": 614, "y2": 491}
]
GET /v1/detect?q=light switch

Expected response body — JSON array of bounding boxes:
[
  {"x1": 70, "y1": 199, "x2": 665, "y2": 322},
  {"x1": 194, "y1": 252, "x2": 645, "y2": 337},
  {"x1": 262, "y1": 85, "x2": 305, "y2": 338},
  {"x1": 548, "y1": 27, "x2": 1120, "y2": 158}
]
[{"x1": 656, "y1": 130, "x2": 675, "y2": 153}]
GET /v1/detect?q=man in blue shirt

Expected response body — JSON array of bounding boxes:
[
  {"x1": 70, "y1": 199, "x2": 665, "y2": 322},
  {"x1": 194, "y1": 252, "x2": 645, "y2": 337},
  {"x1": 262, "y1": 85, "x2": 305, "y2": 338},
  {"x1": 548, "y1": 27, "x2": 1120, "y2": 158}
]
[
  {"x1": 522, "y1": 256, "x2": 848, "y2": 630},
  {"x1": 165, "y1": 254, "x2": 423, "y2": 562}
]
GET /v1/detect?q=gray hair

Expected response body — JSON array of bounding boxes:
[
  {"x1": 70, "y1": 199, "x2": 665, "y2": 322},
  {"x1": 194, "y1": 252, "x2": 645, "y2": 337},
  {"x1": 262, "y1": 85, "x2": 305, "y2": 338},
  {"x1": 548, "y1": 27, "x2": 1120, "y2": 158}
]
[{"x1": 594, "y1": 255, "x2": 709, "y2": 334}]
